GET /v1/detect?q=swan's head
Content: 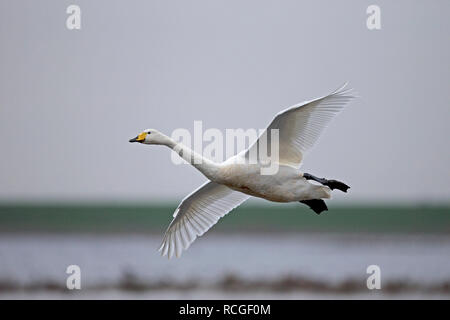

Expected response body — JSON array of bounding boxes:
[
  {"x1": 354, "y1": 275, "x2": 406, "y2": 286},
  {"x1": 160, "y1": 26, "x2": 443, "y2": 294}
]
[{"x1": 129, "y1": 129, "x2": 167, "y2": 145}]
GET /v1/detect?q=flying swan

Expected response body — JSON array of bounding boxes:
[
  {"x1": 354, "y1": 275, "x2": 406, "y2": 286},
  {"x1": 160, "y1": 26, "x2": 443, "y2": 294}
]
[{"x1": 129, "y1": 84, "x2": 356, "y2": 258}]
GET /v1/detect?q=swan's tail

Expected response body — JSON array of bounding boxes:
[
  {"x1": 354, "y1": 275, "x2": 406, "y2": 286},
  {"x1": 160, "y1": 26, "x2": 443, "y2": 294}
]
[{"x1": 313, "y1": 185, "x2": 332, "y2": 199}]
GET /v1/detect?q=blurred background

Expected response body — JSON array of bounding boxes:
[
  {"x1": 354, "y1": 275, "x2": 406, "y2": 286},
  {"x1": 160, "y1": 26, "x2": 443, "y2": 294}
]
[{"x1": 0, "y1": 0, "x2": 449, "y2": 299}]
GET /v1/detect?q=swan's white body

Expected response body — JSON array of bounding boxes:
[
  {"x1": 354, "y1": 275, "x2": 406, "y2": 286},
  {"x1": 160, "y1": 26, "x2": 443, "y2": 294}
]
[
  {"x1": 216, "y1": 162, "x2": 331, "y2": 202},
  {"x1": 130, "y1": 84, "x2": 355, "y2": 258}
]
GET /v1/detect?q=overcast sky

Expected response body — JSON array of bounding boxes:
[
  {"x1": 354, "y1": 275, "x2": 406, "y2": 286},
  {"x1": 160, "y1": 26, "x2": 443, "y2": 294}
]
[{"x1": 0, "y1": 1, "x2": 449, "y2": 203}]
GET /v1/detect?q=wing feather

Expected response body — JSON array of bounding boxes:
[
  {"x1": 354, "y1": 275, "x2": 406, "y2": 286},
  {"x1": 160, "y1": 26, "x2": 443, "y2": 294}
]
[
  {"x1": 245, "y1": 83, "x2": 356, "y2": 168},
  {"x1": 159, "y1": 181, "x2": 249, "y2": 258}
]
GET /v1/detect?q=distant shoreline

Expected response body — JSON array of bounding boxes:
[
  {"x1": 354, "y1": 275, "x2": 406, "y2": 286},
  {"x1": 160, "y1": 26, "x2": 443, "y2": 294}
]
[{"x1": 0, "y1": 204, "x2": 449, "y2": 233}]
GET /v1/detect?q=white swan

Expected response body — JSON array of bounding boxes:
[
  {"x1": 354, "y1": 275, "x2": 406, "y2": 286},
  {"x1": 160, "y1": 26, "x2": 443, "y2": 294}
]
[{"x1": 129, "y1": 84, "x2": 355, "y2": 258}]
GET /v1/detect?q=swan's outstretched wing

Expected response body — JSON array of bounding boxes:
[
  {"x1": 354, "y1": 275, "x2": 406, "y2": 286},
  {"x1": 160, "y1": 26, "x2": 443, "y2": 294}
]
[
  {"x1": 159, "y1": 181, "x2": 250, "y2": 258},
  {"x1": 245, "y1": 84, "x2": 355, "y2": 168}
]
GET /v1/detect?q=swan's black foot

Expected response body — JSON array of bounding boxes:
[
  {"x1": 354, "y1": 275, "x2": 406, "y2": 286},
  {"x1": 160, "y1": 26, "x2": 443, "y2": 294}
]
[
  {"x1": 300, "y1": 199, "x2": 328, "y2": 215},
  {"x1": 323, "y1": 180, "x2": 350, "y2": 193},
  {"x1": 303, "y1": 173, "x2": 350, "y2": 193}
]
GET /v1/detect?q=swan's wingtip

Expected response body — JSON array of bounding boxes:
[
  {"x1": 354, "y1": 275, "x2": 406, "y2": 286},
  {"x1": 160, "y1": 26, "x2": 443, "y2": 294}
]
[
  {"x1": 158, "y1": 239, "x2": 182, "y2": 259},
  {"x1": 333, "y1": 82, "x2": 359, "y2": 99},
  {"x1": 333, "y1": 82, "x2": 349, "y2": 93}
]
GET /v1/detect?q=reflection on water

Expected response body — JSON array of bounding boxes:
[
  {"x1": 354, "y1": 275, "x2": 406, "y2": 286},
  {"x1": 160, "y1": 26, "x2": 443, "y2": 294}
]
[{"x1": 0, "y1": 233, "x2": 450, "y2": 299}]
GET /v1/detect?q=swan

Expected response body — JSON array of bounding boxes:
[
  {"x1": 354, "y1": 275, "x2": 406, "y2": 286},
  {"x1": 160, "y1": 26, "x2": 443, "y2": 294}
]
[{"x1": 129, "y1": 84, "x2": 355, "y2": 258}]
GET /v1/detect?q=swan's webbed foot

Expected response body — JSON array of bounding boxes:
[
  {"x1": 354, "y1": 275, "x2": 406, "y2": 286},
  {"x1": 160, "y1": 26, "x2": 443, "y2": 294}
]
[
  {"x1": 303, "y1": 173, "x2": 350, "y2": 193},
  {"x1": 324, "y1": 180, "x2": 350, "y2": 193},
  {"x1": 300, "y1": 199, "x2": 328, "y2": 215}
]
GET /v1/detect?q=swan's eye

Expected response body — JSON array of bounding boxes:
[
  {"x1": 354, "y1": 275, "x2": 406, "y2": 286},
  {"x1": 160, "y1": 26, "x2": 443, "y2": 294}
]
[{"x1": 147, "y1": 131, "x2": 151, "y2": 134}]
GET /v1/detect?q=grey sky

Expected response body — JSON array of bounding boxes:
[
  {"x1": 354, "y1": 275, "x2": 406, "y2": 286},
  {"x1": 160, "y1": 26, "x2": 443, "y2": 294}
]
[{"x1": 0, "y1": 1, "x2": 449, "y2": 202}]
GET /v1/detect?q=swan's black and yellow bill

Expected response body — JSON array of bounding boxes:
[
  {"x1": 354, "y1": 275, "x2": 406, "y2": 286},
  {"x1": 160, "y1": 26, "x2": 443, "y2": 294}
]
[{"x1": 129, "y1": 132, "x2": 147, "y2": 143}]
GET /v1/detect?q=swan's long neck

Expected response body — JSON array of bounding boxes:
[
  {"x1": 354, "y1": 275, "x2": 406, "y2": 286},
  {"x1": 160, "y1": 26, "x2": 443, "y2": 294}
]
[{"x1": 161, "y1": 135, "x2": 220, "y2": 180}]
